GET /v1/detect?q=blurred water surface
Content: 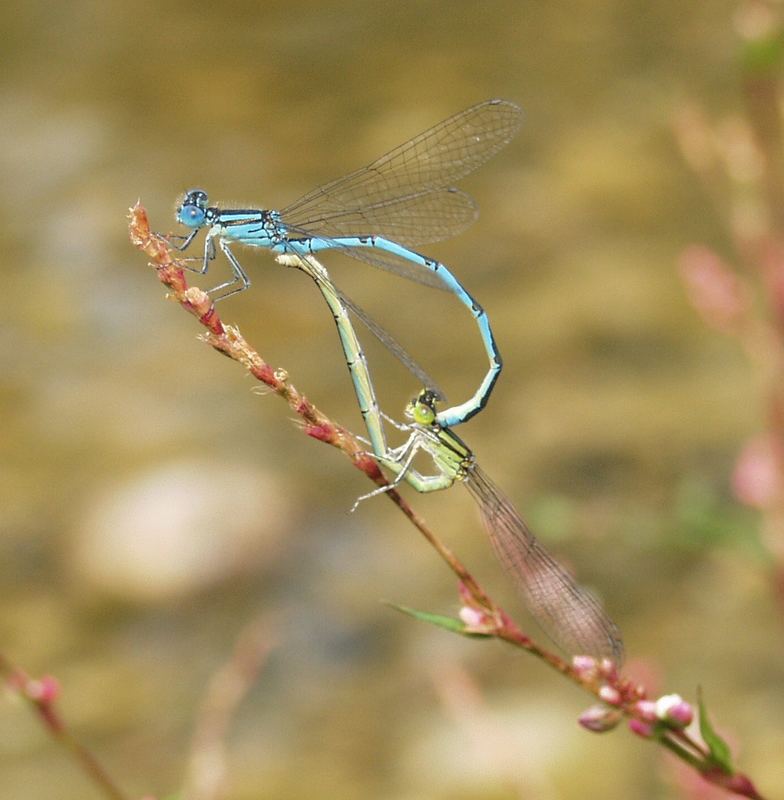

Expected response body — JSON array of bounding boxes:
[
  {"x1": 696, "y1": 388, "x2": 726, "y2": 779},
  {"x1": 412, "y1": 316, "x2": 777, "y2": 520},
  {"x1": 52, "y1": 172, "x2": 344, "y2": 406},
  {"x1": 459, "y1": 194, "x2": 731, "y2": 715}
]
[{"x1": 2, "y1": 1, "x2": 782, "y2": 798}]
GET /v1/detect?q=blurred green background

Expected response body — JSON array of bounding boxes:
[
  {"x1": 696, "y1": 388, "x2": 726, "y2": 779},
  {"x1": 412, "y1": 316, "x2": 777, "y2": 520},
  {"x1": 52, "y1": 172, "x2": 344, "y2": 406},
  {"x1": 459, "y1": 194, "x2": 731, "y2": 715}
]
[{"x1": 2, "y1": 1, "x2": 782, "y2": 798}]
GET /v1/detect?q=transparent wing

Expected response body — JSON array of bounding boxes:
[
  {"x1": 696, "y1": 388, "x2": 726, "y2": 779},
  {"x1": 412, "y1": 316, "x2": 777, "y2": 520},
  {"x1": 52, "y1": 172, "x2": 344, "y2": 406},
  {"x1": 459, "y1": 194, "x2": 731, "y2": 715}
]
[
  {"x1": 284, "y1": 188, "x2": 479, "y2": 247},
  {"x1": 332, "y1": 283, "x2": 446, "y2": 401},
  {"x1": 465, "y1": 466, "x2": 624, "y2": 662},
  {"x1": 281, "y1": 99, "x2": 523, "y2": 247}
]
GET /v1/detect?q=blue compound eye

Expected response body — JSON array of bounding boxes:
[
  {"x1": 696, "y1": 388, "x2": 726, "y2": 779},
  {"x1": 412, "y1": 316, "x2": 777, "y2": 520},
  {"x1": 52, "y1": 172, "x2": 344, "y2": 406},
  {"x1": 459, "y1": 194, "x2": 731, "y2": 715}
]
[
  {"x1": 177, "y1": 203, "x2": 206, "y2": 228},
  {"x1": 176, "y1": 188, "x2": 209, "y2": 227}
]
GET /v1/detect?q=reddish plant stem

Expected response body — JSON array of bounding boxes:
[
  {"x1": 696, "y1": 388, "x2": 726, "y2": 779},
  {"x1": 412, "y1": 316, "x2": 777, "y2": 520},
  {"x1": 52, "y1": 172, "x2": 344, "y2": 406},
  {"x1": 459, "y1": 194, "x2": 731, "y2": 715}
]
[
  {"x1": 128, "y1": 203, "x2": 766, "y2": 800},
  {"x1": 129, "y1": 206, "x2": 504, "y2": 625},
  {"x1": 0, "y1": 653, "x2": 129, "y2": 800}
]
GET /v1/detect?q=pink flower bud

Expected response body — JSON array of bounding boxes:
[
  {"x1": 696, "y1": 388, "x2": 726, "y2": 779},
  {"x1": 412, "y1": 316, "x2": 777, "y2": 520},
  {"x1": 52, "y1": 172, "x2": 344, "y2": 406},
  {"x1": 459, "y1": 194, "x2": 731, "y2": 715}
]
[
  {"x1": 458, "y1": 605, "x2": 497, "y2": 634},
  {"x1": 655, "y1": 694, "x2": 693, "y2": 727},
  {"x1": 578, "y1": 704, "x2": 623, "y2": 733},
  {"x1": 629, "y1": 718, "x2": 657, "y2": 738},
  {"x1": 599, "y1": 685, "x2": 621, "y2": 706},
  {"x1": 666, "y1": 701, "x2": 694, "y2": 727},
  {"x1": 458, "y1": 606, "x2": 485, "y2": 627},
  {"x1": 26, "y1": 676, "x2": 60, "y2": 704}
]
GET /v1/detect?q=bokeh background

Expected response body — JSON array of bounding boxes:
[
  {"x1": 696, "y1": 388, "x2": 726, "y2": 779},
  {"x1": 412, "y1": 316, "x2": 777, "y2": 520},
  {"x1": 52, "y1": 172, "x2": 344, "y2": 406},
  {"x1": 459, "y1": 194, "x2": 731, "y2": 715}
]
[{"x1": 2, "y1": 1, "x2": 783, "y2": 798}]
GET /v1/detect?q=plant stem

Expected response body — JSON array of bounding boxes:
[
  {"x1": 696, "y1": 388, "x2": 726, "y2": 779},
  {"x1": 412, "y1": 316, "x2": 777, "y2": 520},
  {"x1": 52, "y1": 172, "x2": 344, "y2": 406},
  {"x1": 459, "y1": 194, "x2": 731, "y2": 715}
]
[
  {"x1": 129, "y1": 203, "x2": 767, "y2": 800},
  {"x1": 0, "y1": 653, "x2": 129, "y2": 800}
]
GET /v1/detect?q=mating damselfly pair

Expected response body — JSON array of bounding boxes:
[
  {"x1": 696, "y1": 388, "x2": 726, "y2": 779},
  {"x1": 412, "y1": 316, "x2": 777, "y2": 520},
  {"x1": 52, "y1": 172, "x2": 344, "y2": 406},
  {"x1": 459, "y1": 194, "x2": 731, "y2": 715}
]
[{"x1": 166, "y1": 99, "x2": 624, "y2": 663}]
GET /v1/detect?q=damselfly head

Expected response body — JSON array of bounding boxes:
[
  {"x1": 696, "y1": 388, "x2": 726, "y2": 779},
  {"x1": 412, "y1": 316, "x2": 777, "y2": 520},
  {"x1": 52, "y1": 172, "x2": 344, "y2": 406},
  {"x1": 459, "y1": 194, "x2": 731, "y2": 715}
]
[
  {"x1": 176, "y1": 188, "x2": 209, "y2": 228},
  {"x1": 407, "y1": 389, "x2": 440, "y2": 426}
]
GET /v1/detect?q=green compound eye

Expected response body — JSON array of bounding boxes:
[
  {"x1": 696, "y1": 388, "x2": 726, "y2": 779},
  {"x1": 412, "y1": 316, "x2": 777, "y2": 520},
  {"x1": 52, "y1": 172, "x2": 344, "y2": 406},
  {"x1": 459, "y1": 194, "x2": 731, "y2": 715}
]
[{"x1": 411, "y1": 391, "x2": 437, "y2": 425}]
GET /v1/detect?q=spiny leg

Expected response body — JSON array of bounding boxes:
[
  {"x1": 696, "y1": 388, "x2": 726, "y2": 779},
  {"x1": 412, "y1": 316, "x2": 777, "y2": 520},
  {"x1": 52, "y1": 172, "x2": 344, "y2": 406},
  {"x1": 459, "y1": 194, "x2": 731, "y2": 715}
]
[
  {"x1": 205, "y1": 239, "x2": 251, "y2": 300},
  {"x1": 351, "y1": 434, "x2": 425, "y2": 510},
  {"x1": 175, "y1": 233, "x2": 216, "y2": 275}
]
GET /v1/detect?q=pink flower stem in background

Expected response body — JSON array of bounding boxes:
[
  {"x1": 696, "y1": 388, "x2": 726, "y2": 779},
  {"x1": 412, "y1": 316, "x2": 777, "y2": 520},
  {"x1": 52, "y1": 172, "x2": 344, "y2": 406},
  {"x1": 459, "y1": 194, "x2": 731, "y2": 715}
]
[
  {"x1": 182, "y1": 617, "x2": 277, "y2": 800},
  {"x1": 0, "y1": 653, "x2": 130, "y2": 800},
  {"x1": 676, "y1": 1, "x2": 784, "y2": 610},
  {"x1": 126, "y1": 204, "x2": 766, "y2": 800}
]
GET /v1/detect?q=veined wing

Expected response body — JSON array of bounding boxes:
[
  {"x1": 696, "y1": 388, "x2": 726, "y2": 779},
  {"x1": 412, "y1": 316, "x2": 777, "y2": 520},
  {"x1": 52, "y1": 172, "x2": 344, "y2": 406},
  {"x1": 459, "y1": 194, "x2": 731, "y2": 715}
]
[
  {"x1": 281, "y1": 99, "x2": 523, "y2": 247},
  {"x1": 465, "y1": 465, "x2": 624, "y2": 662},
  {"x1": 284, "y1": 188, "x2": 478, "y2": 248}
]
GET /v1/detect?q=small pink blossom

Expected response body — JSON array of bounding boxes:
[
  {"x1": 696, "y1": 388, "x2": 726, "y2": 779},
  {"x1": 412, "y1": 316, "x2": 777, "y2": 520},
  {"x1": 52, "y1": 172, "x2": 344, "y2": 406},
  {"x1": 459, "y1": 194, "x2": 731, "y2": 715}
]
[
  {"x1": 666, "y1": 701, "x2": 694, "y2": 727},
  {"x1": 655, "y1": 694, "x2": 693, "y2": 727},
  {"x1": 25, "y1": 676, "x2": 60, "y2": 704},
  {"x1": 458, "y1": 605, "x2": 497, "y2": 634},
  {"x1": 458, "y1": 606, "x2": 486, "y2": 627},
  {"x1": 599, "y1": 685, "x2": 621, "y2": 706}
]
